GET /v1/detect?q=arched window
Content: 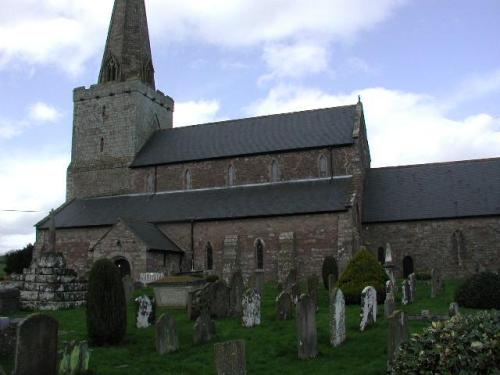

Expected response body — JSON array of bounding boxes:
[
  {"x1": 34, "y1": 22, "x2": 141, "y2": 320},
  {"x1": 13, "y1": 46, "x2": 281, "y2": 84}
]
[
  {"x1": 206, "y1": 242, "x2": 213, "y2": 270},
  {"x1": 451, "y1": 230, "x2": 466, "y2": 266},
  {"x1": 228, "y1": 165, "x2": 236, "y2": 186},
  {"x1": 105, "y1": 56, "x2": 120, "y2": 82},
  {"x1": 185, "y1": 169, "x2": 192, "y2": 190},
  {"x1": 255, "y1": 239, "x2": 264, "y2": 270},
  {"x1": 100, "y1": 137, "x2": 104, "y2": 153},
  {"x1": 377, "y1": 247, "x2": 385, "y2": 264},
  {"x1": 271, "y1": 160, "x2": 279, "y2": 182},
  {"x1": 319, "y1": 155, "x2": 328, "y2": 177},
  {"x1": 403, "y1": 256, "x2": 414, "y2": 278}
]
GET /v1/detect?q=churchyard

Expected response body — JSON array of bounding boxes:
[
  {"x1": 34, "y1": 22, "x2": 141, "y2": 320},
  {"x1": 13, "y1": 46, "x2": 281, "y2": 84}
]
[{"x1": 0, "y1": 278, "x2": 475, "y2": 374}]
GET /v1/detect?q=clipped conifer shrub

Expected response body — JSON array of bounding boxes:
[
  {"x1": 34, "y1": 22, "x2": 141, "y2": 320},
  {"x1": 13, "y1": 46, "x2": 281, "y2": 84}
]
[
  {"x1": 321, "y1": 256, "x2": 339, "y2": 290},
  {"x1": 86, "y1": 258, "x2": 127, "y2": 346},
  {"x1": 392, "y1": 310, "x2": 500, "y2": 374},
  {"x1": 337, "y1": 248, "x2": 387, "y2": 304},
  {"x1": 455, "y1": 271, "x2": 500, "y2": 309}
]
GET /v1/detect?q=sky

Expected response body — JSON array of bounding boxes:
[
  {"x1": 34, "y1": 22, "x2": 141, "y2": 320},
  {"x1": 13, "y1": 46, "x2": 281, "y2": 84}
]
[{"x1": 0, "y1": 0, "x2": 499, "y2": 254}]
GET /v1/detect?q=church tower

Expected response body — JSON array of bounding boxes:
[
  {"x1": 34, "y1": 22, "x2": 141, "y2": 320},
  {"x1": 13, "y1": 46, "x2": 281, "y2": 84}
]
[{"x1": 67, "y1": 0, "x2": 174, "y2": 200}]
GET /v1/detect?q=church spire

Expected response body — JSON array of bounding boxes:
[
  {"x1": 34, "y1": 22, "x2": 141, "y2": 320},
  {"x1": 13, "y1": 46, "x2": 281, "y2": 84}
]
[{"x1": 98, "y1": 0, "x2": 155, "y2": 88}]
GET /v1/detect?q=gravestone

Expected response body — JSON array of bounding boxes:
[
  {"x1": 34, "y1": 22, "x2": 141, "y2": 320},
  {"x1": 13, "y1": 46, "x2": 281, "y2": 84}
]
[
  {"x1": 0, "y1": 317, "x2": 9, "y2": 331},
  {"x1": 401, "y1": 280, "x2": 411, "y2": 305},
  {"x1": 307, "y1": 275, "x2": 319, "y2": 310},
  {"x1": 408, "y1": 273, "x2": 416, "y2": 301},
  {"x1": 290, "y1": 283, "x2": 301, "y2": 304},
  {"x1": 360, "y1": 286, "x2": 377, "y2": 331},
  {"x1": 283, "y1": 269, "x2": 298, "y2": 291},
  {"x1": 229, "y1": 271, "x2": 245, "y2": 317},
  {"x1": 214, "y1": 340, "x2": 246, "y2": 375},
  {"x1": 278, "y1": 232, "x2": 296, "y2": 284},
  {"x1": 276, "y1": 291, "x2": 293, "y2": 320},
  {"x1": 431, "y1": 268, "x2": 443, "y2": 298},
  {"x1": 385, "y1": 280, "x2": 394, "y2": 296},
  {"x1": 384, "y1": 291, "x2": 395, "y2": 318},
  {"x1": 449, "y1": 302, "x2": 460, "y2": 317},
  {"x1": 122, "y1": 275, "x2": 134, "y2": 303},
  {"x1": 156, "y1": 313, "x2": 179, "y2": 354},
  {"x1": 296, "y1": 294, "x2": 318, "y2": 359},
  {"x1": 242, "y1": 289, "x2": 261, "y2": 328},
  {"x1": 0, "y1": 287, "x2": 20, "y2": 314},
  {"x1": 58, "y1": 341, "x2": 90, "y2": 375},
  {"x1": 193, "y1": 308, "x2": 216, "y2": 344},
  {"x1": 211, "y1": 280, "x2": 231, "y2": 319},
  {"x1": 135, "y1": 295, "x2": 156, "y2": 328},
  {"x1": 329, "y1": 288, "x2": 346, "y2": 347},
  {"x1": 387, "y1": 310, "x2": 409, "y2": 370},
  {"x1": 13, "y1": 314, "x2": 58, "y2": 375}
]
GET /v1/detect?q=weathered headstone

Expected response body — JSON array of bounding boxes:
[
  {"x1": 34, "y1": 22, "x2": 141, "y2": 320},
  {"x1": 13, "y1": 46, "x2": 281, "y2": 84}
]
[
  {"x1": 401, "y1": 279, "x2": 411, "y2": 305},
  {"x1": 214, "y1": 340, "x2": 246, "y2": 375},
  {"x1": 58, "y1": 341, "x2": 90, "y2": 375},
  {"x1": 13, "y1": 314, "x2": 58, "y2": 375},
  {"x1": 307, "y1": 275, "x2": 319, "y2": 310},
  {"x1": 211, "y1": 280, "x2": 231, "y2": 319},
  {"x1": 276, "y1": 291, "x2": 293, "y2": 321},
  {"x1": 449, "y1": 302, "x2": 460, "y2": 317},
  {"x1": 122, "y1": 275, "x2": 134, "y2": 303},
  {"x1": 296, "y1": 294, "x2": 318, "y2": 359},
  {"x1": 135, "y1": 295, "x2": 156, "y2": 328},
  {"x1": 242, "y1": 289, "x2": 261, "y2": 328},
  {"x1": 360, "y1": 286, "x2": 377, "y2": 331},
  {"x1": 385, "y1": 280, "x2": 394, "y2": 296},
  {"x1": 283, "y1": 269, "x2": 298, "y2": 291},
  {"x1": 156, "y1": 313, "x2": 179, "y2": 354},
  {"x1": 384, "y1": 291, "x2": 395, "y2": 318},
  {"x1": 290, "y1": 283, "x2": 301, "y2": 304},
  {"x1": 193, "y1": 308, "x2": 216, "y2": 344},
  {"x1": 329, "y1": 288, "x2": 346, "y2": 347},
  {"x1": 387, "y1": 310, "x2": 409, "y2": 370},
  {"x1": 431, "y1": 268, "x2": 443, "y2": 298},
  {"x1": 229, "y1": 271, "x2": 245, "y2": 317},
  {"x1": 408, "y1": 273, "x2": 416, "y2": 301}
]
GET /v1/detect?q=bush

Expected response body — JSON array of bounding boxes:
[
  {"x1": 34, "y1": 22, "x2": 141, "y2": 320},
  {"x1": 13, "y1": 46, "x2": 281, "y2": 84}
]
[
  {"x1": 337, "y1": 248, "x2": 387, "y2": 304},
  {"x1": 86, "y1": 259, "x2": 127, "y2": 346},
  {"x1": 4, "y1": 244, "x2": 33, "y2": 274},
  {"x1": 455, "y1": 272, "x2": 500, "y2": 309},
  {"x1": 321, "y1": 256, "x2": 339, "y2": 290},
  {"x1": 392, "y1": 310, "x2": 500, "y2": 374}
]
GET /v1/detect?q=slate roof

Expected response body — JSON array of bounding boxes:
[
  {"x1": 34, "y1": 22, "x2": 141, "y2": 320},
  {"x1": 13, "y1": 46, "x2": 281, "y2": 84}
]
[
  {"x1": 38, "y1": 177, "x2": 353, "y2": 229},
  {"x1": 362, "y1": 158, "x2": 500, "y2": 223},
  {"x1": 124, "y1": 221, "x2": 183, "y2": 253},
  {"x1": 132, "y1": 105, "x2": 358, "y2": 167}
]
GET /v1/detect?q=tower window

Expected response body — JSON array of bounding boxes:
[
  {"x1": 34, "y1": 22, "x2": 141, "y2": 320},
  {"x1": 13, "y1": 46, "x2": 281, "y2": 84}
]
[
  {"x1": 100, "y1": 138, "x2": 104, "y2": 153},
  {"x1": 228, "y1": 165, "x2": 236, "y2": 186},
  {"x1": 319, "y1": 155, "x2": 328, "y2": 177},
  {"x1": 256, "y1": 239, "x2": 264, "y2": 270},
  {"x1": 271, "y1": 160, "x2": 280, "y2": 182},
  {"x1": 206, "y1": 242, "x2": 213, "y2": 270},
  {"x1": 104, "y1": 56, "x2": 120, "y2": 82},
  {"x1": 185, "y1": 169, "x2": 192, "y2": 190}
]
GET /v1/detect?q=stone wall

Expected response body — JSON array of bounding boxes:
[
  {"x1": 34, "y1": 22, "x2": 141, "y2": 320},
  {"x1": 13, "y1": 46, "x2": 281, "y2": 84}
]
[
  {"x1": 362, "y1": 216, "x2": 500, "y2": 279},
  {"x1": 68, "y1": 80, "x2": 174, "y2": 200}
]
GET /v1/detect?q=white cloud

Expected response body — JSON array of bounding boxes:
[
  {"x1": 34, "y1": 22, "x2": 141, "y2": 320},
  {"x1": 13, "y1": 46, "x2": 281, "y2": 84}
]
[
  {"x1": 0, "y1": 0, "x2": 407, "y2": 75},
  {"x1": 174, "y1": 100, "x2": 221, "y2": 127},
  {"x1": 0, "y1": 151, "x2": 68, "y2": 254},
  {"x1": 0, "y1": 101, "x2": 61, "y2": 139},
  {"x1": 447, "y1": 69, "x2": 500, "y2": 108},
  {"x1": 259, "y1": 42, "x2": 330, "y2": 83},
  {"x1": 248, "y1": 85, "x2": 500, "y2": 167},
  {"x1": 28, "y1": 102, "x2": 61, "y2": 123}
]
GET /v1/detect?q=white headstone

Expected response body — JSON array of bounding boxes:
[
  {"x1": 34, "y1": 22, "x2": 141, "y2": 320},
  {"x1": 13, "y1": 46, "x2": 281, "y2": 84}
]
[
  {"x1": 241, "y1": 289, "x2": 261, "y2": 328},
  {"x1": 360, "y1": 286, "x2": 377, "y2": 331},
  {"x1": 384, "y1": 292, "x2": 395, "y2": 318},
  {"x1": 135, "y1": 295, "x2": 155, "y2": 328},
  {"x1": 329, "y1": 288, "x2": 346, "y2": 347},
  {"x1": 401, "y1": 280, "x2": 410, "y2": 306}
]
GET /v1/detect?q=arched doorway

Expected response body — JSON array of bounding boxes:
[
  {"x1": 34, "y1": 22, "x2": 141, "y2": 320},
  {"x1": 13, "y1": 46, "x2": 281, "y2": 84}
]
[
  {"x1": 114, "y1": 258, "x2": 131, "y2": 279},
  {"x1": 402, "y1": 256, "x2": 414, "y2": 278}
]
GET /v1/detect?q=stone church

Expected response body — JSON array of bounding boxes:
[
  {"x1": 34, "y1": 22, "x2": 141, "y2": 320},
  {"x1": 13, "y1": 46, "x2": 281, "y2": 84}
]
[{"x1": 35, "y1": 0, "x2": 500, "y2": 282}]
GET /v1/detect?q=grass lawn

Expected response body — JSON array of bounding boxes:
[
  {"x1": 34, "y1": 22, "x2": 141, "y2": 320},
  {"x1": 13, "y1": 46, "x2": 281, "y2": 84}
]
[{"x1": 1, "y1": 280, "x2": 473, "y2": 374}]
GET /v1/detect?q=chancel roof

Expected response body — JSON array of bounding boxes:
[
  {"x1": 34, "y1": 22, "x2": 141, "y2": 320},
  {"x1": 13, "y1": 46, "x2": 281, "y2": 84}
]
[
  {"x1": 132, "y1": 105, "x2": 358, "y2": 167},
  {"x1": 363, "y1": 158, "x2": 500, "y2": 223},
  {"x1": 38, "y1": 177, "x2": 353, "y2": 229}
]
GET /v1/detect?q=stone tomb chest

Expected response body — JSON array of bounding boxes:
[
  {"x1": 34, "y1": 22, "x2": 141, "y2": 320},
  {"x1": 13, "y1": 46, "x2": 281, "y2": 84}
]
[{"x1": 151, "y1": 275, "x2": 207, "y2": 308}]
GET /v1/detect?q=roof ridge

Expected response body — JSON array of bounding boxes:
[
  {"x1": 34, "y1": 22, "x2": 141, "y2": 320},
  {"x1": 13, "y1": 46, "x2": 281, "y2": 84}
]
[
  {"x1": 164, "y1": 103, "x2": 358, "y2": 131},
  {"x1": 369, "y1": 156, "x2": 500, "y2": 172}
]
